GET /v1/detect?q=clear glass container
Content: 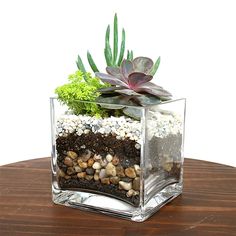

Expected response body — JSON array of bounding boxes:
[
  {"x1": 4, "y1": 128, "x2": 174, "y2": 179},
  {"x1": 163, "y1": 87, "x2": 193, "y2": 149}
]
[{"x1": 50, "y1": 97, "x2": 186, "y2": 222}]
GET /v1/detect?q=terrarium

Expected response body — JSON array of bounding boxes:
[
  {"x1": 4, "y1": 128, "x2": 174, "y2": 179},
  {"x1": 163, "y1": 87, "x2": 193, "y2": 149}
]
[{"x1": 50, "y1": 14, "x2": 186, "y2": 222}]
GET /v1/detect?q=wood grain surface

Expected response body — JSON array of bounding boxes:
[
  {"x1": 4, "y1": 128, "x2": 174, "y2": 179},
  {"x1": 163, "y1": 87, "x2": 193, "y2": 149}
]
[{"x1": 0, "y1": 158, "x2": 235, "y2": 236}]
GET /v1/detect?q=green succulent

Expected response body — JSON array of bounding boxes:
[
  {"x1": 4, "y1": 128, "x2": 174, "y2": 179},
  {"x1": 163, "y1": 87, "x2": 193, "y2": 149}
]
[{"x1": 76, "y1": 14, "x2": 134, "y2": 73}]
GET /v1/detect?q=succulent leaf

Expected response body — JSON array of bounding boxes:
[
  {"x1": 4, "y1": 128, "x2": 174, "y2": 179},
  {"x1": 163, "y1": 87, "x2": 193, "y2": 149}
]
[
  {"x1": 106, "y1": 66, "x2": 121, "y2": 78},
  {"x1": 127, "y1": 50, "x2": 130, "y2": 60},
  {"x1": 123, "y1": 107, "x2": 142, "y2": 120},
  {"x1": 87, "y1": 51, "x2": 99, "y2": 72},
  {"x1": 117, "y1": 29, "x2": 126, "y2": 66},
  {"x1": 96, "y1": 94, "x2": 138, "y2": 106},
  {"x1": 136, "y1": 85, "x2": 172, "y2": 98},
  {"x1": 115, "y1": 89, "x2": 140, "y2": 96},
  {"x1": 113, "y1": 14, "x2": 118, "y2": 65},
  {"x1": 105, "y1": 25, "x2": 110, "y2": 43},
  {"x1": 127, "y1": 72, "x2": 153, "y2": 89},
  {"x1": 130, "y1": 50, "x2": 134, "y2": 60},
  {"x1": 98, "y1": 86, "x2": 126, "y2": 93},
  {"x1": 95, "y1": 72, "x2": 127, "y2": 87},
  {"x1": 121, "y1": 60, "x2": 134, "y2": 79},
  {"x1": 135, "y1": 94, "x2": 161, "y2": 106},
  {"x1": 133, "y1": 57, "x2": 154, "y2": 74},
  {"x1": 76, "y1": 54, "x2": 86, "y2": 73},
  {"x1": 104, "y1": 25, "x2": 113, "y2": 66},
  {"x1": 149, "y1": 56, "x2": 161, "y2": 76}
]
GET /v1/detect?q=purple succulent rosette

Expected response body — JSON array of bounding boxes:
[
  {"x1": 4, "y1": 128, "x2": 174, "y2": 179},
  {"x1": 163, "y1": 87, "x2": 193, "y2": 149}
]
[{"x1": 95, "y1": 57, "x2": 172, "y2": 100}]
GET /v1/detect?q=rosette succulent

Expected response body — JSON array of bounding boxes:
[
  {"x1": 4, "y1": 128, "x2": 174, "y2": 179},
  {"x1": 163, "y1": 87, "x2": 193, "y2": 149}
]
[{"x1": 95, "y1": 57, "x2": 172, "y2": 100}]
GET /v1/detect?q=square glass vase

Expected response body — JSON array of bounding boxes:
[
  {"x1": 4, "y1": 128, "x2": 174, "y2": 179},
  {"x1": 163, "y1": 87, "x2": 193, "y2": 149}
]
[{"x1": 50, "y1": 97, "x2": 186, "y2": 222}]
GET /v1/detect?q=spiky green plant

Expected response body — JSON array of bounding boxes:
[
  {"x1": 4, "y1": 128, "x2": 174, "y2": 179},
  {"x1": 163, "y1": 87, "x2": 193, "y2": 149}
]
[{"x1": 76, "y1": 14, "x2": 134, "y2": 73}]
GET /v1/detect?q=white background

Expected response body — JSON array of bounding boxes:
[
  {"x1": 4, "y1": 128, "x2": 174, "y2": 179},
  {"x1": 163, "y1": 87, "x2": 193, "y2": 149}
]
[{"x1": 0, "y1": 0, "x2": 235, "y2": 166}]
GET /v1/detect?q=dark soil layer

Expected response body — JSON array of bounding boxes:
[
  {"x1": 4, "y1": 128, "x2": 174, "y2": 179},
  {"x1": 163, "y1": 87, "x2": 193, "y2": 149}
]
[
  {"x1": 56, "y1": 132, "x2": 140, "y2": 206},
  {"x1": 56, "y1": 132, "x2": 140, "y2": 169},
  {"x1": 148, "y1": 134, "x2": 182, "y2": 180},
  {"x1": 58, "y1": 176, "x2": 140, "y2": 206}
]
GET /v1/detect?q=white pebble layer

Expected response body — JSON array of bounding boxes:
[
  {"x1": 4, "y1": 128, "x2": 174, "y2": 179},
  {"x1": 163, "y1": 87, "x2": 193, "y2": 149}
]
[{"x1": 56, "y1": 112, "x2": 183, "y2": 144}]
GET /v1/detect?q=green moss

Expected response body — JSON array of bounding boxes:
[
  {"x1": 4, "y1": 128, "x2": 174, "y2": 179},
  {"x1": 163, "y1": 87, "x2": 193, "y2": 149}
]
[{"x1": 55, "y1": 70, "x2": 109, "y2": 117}]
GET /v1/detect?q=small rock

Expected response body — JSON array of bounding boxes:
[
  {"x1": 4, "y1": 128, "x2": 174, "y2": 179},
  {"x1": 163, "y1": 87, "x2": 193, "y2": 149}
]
[
  {"x1": 99, "y1": 159, "x2": 108, "y2": 167},
  {"x1": 99, "y1": 169, "x2": 107, "y2": 179},
  {"x1": 135, "y1": 143, "x2": 141, "y2": 150},
  {"x1": 64, "y1": 157, "x2": 73, "y2": 167},
  {"x1": 64, "y1": 175, "x2": 71, "y2": 180},
  {"x1": 77, "y1": 172, "x2": 86, "y2": 178},
  {"x1": 84, "y1": 129, "x2": 90, "y2": 134},
  {"x1": 58, "y1": 169, "x2": 65, "y2": 177},
  {"x1": 85, "y1": 175, "x2": 93, "y2": 181},
  {"x1": 81, "y1": 149, "x2": 92, "y2": 162},
  {"x1": 134, "y1": 164, "x2": 141, "y2": 176},
  {"x1": 110, "y1": 176, "x2": 120, "y2": 185},
  {"x1": 125, "y1": 167, "x2": 136, "y2": 178},
  {"x1": 86, "y1": 167, "x2": 95, "y2": 175},
  {"x1": 67, "y1": 167, "x2": 75, "y2": 175},
  {"x1": 72, "y1": 161, "x2": 78, "y2": 166},
  {"x1": 74, "y1": 166, "x2": 82, "y2": 173},
  {"x1": 119, "y1": 181, "x2": 132, "y2": 191},
  {"x1": 116, "y1": 165, "x2": 125, "y2": 177},
  {"x1": 163, "y1": 162, "x2": 173, "y2": 172},
  {"x1": 67, "y1": 151, "x2": 78, "y2": 159},
  {"x1": 121, "y1": 177, "x2": 132, "y2": 183},
  {"x1": 93, "y1": 154, "x2": 102, "y2": 160},
  {"x1": 78, "y1": 160, "x2": 88, "y2": 169},
  {"x1": 105, "y1": 163, "x2": 116, "y2": 177},
  {"x1": 126, "y1": 189, "x2": 138, "y2": 197},
  {"x1": 94, "y1": 173, "x2": 100, "y2": 181},
  {"x1": 132, "y1": 177, "x2": 140, "y2": 191},
  {"x1": 87, "y1": 158, "x2": 94, "y2": 167},
  {"x1": 106, "y1": 154, "x2": 113, "y2": 162},
  {"x1": 112, "y1": 155, "x2": 120, "y2": 165},
  {"x1": 93, "y1": 162, "x2": 102, "y2": 170},
  {"x1": 101, "y1": 178, "x2": 110, "y2": 185}
]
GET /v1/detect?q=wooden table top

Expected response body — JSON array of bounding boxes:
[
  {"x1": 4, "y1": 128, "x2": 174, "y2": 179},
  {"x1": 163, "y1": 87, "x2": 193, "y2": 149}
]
[{"x1": 0, "y1": 158, "x2": 235, "y2": 236}]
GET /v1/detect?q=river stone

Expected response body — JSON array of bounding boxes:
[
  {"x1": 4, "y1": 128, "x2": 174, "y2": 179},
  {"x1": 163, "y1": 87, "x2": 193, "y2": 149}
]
[
  {"x1": 105, "y1": 163, "x2": 116, "y2": 177},
  {"x1": 112, "y1": 155, "x2": 120, "y2": 165},
  {"x1": 125, "y1": 167, "x2": 136, "y2": 178},
  {"x1": 77, "y1": 172, "x2": 86, "y2": 178},
  {"x1": 99, "y1": 169, "x2": 107, "y2": 179},
  {"x1": 93, "y1": 162, "x2": 102, "y2": 170},
  {"x1": 119, "y1": 181, "x2": 132, "y2": 191},
  {"x1": 87, "y1": 158, "x2": 94, "y2": 167},
  {"x1": 101, "y1": 178, "x2": 110, "y2": 185},
  {"x1": 67, "y1": 151, "x2": 78, "y2": 159},
  {"x1": 64, "y1": 157, "x2": 73, "y2": 167},
  {"x1": 132, "y1": 177, "x2": 140, "y2": 191},
  {"x1": 67, "y1": 167, "x2": 75, "y2": 175},
  {"x1": 134, "y1": 164, "x2": 141, "y2": 176},
  {"x1": 116, "y1": 165, "x2": 125, "y2": 177},
  {"x1": 110, "y1": 176, "x2": 120, "y2": 185},
  {"x1": 81, "y1": 149, "x2": 92, "y2": 162},
  {"x1": 86, "y1": 167, "x2": 95, "y2": 175}
]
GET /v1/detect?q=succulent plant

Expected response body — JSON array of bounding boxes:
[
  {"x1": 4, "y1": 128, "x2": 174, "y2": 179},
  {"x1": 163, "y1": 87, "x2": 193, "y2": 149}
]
[
  {"x1": 95, "y1": 57, "x2": 172, "y2": 100},
  {"x1": 76, "y1": 14, "x2": 134, "y2": 76}
]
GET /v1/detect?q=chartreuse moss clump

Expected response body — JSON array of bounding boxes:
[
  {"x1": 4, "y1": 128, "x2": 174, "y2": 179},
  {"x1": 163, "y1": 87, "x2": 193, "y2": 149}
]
[{"x1": 55, "y1": 70, "x2": 109, "y2": 117}]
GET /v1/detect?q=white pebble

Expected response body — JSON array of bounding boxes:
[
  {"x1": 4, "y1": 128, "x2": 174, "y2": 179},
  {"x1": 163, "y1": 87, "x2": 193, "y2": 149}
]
[
  {"x1": 106, "y1": 154, "x2": 113, "y2": 162},
  {"x1": 119, "y1": 181, "x2": 132, "y2": 191},
  {"x1": 92, "y1": 162, "x2": 101, "y2": 170}
]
